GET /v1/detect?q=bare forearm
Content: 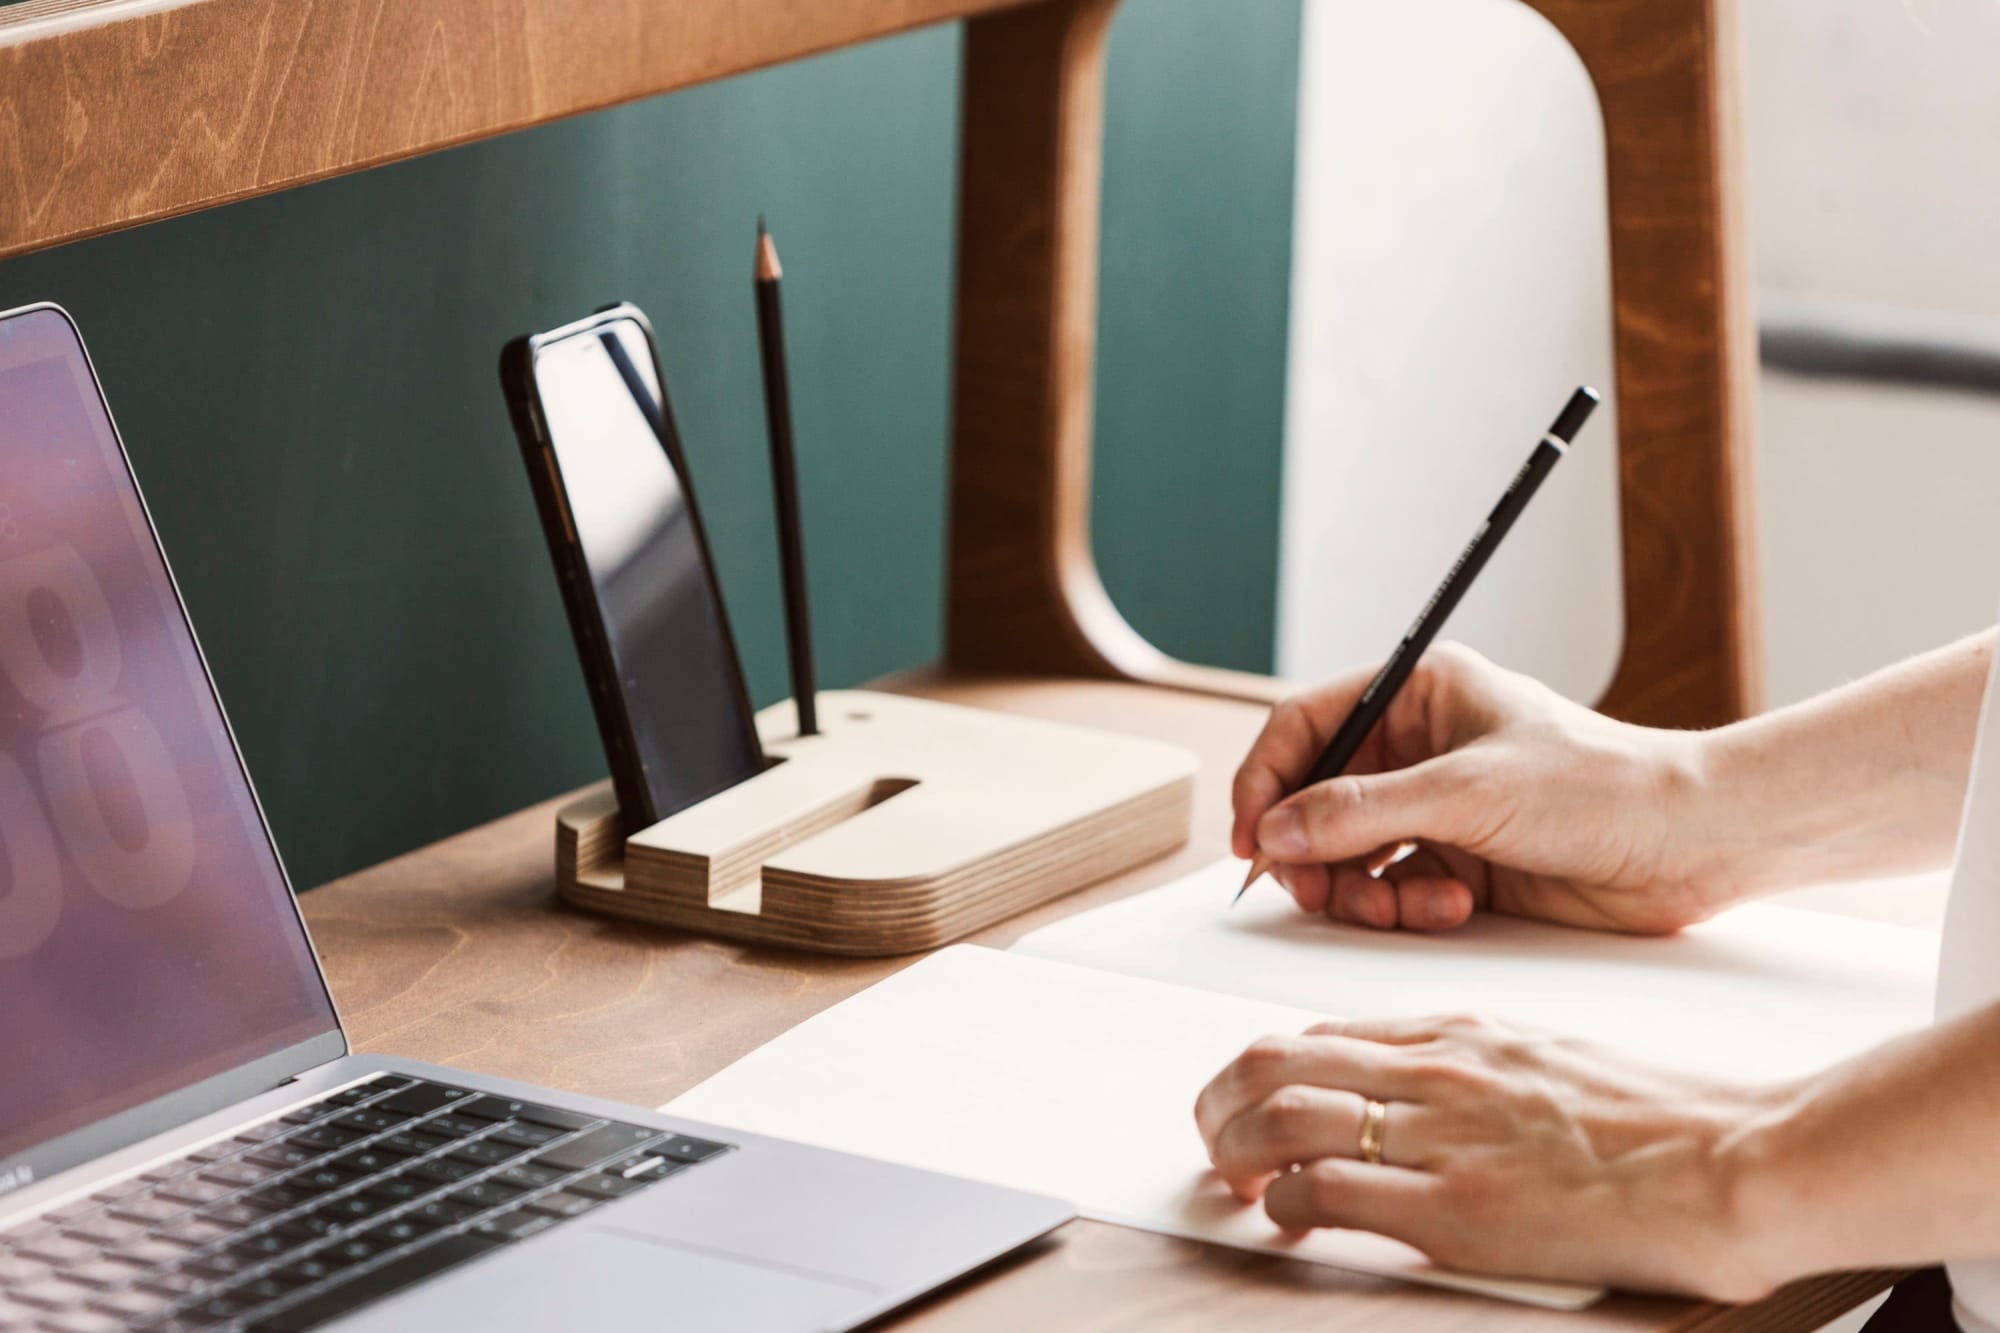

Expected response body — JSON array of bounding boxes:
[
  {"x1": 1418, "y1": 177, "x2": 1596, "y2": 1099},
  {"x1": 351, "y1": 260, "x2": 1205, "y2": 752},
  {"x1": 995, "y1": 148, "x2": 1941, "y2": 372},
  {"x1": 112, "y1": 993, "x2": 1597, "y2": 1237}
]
[
  {"x1": 1694, "y1": 630, "x2": 1993, "y2": 895},
  {"x1": 1727, "y1": 998, "x2": 2000, "y2": 1283}
]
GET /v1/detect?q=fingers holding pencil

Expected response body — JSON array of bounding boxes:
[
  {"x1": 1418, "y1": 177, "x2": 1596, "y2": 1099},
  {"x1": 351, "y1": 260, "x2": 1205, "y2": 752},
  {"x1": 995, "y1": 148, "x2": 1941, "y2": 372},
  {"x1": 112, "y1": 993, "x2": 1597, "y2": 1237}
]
[{"x1": 1229, "y1": 387, "x2": 1597, "y2": 913}]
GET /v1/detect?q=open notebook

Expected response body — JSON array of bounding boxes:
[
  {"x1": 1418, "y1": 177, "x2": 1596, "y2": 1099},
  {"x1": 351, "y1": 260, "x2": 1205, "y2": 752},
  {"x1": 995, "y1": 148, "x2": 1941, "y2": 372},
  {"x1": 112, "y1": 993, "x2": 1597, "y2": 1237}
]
[{"x1": 667, "y1": 859, "x2": 1942, "y2": 1309}]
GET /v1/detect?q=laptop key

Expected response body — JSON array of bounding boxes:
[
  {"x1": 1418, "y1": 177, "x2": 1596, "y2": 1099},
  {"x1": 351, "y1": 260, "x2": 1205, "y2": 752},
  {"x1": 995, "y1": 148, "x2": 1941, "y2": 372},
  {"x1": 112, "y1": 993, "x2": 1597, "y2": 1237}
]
[
  {"x1": 442, "y1": 1181, "x2": 519, "y2": 1211},
  {"x1": 182, "y1": 1290, "x2": 260, "y2": 1323},
  {"x1": 39, "y1": 1201, "x2": 98, "y2": 1227},
  {"x1": 242, "y1": 1185, "x2": 313, "y2": 1215},
  {"x1": 198, "y1": 1202, "x2": 267, "y2": 1228},
  {"x1": 523, "y1": 1191, "x2": 598, "y2": 1220},
  {"x1": 331, "y1": 1147, "x2": 408, "y2": 1175},
  {"x1": 270, "y1": 1214, "x2": 341, "y2": 1245},
  {"x1": 158, "y1": 1216, "x2": 236, "y2": 1247},
  {"x1": 208, "y1": 1152, "x2": 290, "y2": 1184},
  {"x1": 86, "y1": 1286, "x2": 175, "y2": 1319},
  {"x1": 9, "y1": 1279, "x2": 82, "y2": 1310},
  {"x1": 294, "y1": 1166, "x2": 359, "y2": 1194},
  {"x1": 421, "y1": 1115, "x2": 487, "y2": 1140},
  {"x1": 604, "y1": 1152, "x2": 682, "y2": 1183},
  {"x1": 531, "y1": 1123, "x2": 660, "y2": 1173},
  {"x1": 567, "y1": 1172, "x2": 642, "y2": 1201},
  {"x1": 248, "y1": 1232, "x2": 503, "y2": 1332},
  {"x1": 406, "y1": 1158, "x2": 478, "y2": 1187},
  {"x1": 493, "y1": 1163, "x2": 562, "y2": 1190},
  {"x1": 330, "y1": 1109, "x2": 408, "y2": 1135},
  {"x1": 656, "y1": 1134, "x2": 731, "y2": 1164},
  {"x1": 488, "y1": 1122, "x2": 562, "y2": 1149},
  {"x1": 265, "y1": 1256, "x2": 338, "y2": 1289},
  {"x1": 111, "y1": 1238, "x2": 196, "y2": 1268},
  {"x1": 357, "y1": 1216, "x2": 432, "y2": 1249},
  {"x1": 157, "y1": 1177, "x2": 234, "y2": 1207},
  {"x1": 319, "y1": 1195, "x2": 390, "y2": 1225},
  {"x1": 233, "y1": 1231, "x2": 299, "y2": 1261},
  {"x1": 447, "y1": 1139, "x2": 526, "y2": 1168},
  {"x1": 59, "y1": 1217, "x2": 139, "y2": 1251},
  {"x1": 235, "y1": 1275, "x2": 297, "y2": 1306},
  {"x1": 136, "y1": 1271, "x2": 203, "y2": 1298},
  {"x1": 405, "y1": 1200, "x2": 476, "y2": 1229},
  {"x1": 373, "y1": 1083, "x2": 477, "y2": 1120},
  {"x1": 105, "y1": 1195, "x2": 182, "y2": 1226},
  {"x1": 36, "y1": 1309, "x2": 122, "y2": 1333},
  {"x1": 0, "y1": 1253, "x2": 47, "y2": 1284},
  {"x1": 471, "y1": 1209, "x2": 557, "y2": 1243},
  {"x1": 234, "y1": 1122, "x2": 290, "y2": 1145},
  {"x1": 359, "y1": 1175, "x2": 429, "y2": 1205},
  {"x1": 378, "y1": 1132, "x2": 448, "y2": 1158},
  {"x1": 184, "y1": 1250, "x2": 256, "y2": 1281},
  {"x1": 284, "y1": 1126, "x2": 362, "y2": 1154},
  {"x1": 12, "y1": 1236, "x2": 91, "y2": 1267},
  {"x1": 455, "y1": 1098, "x2": 593, "y2": 1133},
  {"x1": 323, "y1": 1235, "x2": 385, "y2": 1267}
]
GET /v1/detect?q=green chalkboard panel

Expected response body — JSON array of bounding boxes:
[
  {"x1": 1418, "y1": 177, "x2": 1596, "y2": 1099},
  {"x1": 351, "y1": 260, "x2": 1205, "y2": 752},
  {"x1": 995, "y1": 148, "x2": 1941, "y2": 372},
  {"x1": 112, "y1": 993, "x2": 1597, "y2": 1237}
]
[{"x1": 0, "y1": 5, "x2": 1299, "y2": 890}]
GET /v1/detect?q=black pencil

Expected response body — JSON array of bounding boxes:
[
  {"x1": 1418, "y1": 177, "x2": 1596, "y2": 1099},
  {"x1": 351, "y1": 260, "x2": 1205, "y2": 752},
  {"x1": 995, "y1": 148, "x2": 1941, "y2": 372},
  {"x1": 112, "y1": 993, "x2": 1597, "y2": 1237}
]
[
  {"x1": 1235, "y1": 386, "x2": 1601, "y2": 905},
  {"x1": 755, "y1": 217, "x2": 819, "y2": 737}
]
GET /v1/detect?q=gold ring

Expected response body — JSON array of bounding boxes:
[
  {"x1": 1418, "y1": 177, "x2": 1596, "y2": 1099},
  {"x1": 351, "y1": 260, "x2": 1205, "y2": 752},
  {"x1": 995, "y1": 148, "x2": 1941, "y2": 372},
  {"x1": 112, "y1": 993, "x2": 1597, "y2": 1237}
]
[{"x1": 1358, "y1": 1098, "x2": 1388, "y2": 1165}]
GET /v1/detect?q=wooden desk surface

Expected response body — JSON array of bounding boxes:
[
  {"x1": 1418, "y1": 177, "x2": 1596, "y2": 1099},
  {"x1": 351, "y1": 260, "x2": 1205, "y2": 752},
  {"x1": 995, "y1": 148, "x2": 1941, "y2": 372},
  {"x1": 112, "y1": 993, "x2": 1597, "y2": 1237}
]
[{"x1": 300, "y1": 672, "x2": 1894, "y2": 1332}]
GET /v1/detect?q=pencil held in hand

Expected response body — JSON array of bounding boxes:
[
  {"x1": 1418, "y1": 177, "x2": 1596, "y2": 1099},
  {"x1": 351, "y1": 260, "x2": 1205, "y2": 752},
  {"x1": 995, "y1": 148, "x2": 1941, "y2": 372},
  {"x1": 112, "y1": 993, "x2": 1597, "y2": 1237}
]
[{"x1": 1234, "y1": 386, "x2": 1600, "y2": 906}]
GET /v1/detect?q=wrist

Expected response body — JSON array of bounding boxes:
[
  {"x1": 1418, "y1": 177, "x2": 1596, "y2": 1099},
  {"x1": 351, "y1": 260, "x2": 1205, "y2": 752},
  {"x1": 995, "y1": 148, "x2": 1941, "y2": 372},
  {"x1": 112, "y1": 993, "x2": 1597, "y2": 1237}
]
[
  {"x1": 1706, "y1": 1093, "x2": 1828, "y2": 1302},
  {"x1": 1630, "y1": 1085, "x2": 1804, "y2": 1303},
  {"x1": 1677, "y1": 720, "x2": 1815, "y2": 903},
  {"x1": 1628, "y1": 723, "x2": 1761, "y2": 918}
]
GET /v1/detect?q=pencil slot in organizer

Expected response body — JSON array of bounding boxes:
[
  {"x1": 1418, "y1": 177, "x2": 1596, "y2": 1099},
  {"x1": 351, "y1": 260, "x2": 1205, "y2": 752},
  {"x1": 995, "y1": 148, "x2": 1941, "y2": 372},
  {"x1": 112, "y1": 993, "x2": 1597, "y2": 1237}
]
[{"x1": 555, "y1": 690, "x2": 1197, "y2": 956}]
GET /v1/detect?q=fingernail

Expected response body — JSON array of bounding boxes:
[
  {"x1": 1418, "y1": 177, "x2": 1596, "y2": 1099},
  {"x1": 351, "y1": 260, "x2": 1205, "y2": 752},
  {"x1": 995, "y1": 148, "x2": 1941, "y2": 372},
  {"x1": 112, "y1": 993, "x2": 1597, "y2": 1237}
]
[
  {"x1": 1428, "y1": 893, "x2": 1457, "y2": 926},
  {"x1": 1260, "y1": 807, "x2": 1306, "y2": 858}
]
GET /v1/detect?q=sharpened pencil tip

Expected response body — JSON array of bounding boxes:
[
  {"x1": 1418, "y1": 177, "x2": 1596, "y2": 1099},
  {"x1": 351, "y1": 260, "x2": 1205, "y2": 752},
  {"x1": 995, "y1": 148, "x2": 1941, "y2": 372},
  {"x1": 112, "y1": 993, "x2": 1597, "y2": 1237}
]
[{"x1": 1232, "y1": 856, "x2": 1270, "y2": 908}]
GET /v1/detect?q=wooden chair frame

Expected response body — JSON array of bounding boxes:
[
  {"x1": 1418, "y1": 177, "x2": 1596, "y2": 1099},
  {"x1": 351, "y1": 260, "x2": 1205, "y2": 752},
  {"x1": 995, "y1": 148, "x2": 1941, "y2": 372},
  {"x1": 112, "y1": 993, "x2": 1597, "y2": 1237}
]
[{"x1": 1, "y1": 0, "x2": 1759, "y2": 727}]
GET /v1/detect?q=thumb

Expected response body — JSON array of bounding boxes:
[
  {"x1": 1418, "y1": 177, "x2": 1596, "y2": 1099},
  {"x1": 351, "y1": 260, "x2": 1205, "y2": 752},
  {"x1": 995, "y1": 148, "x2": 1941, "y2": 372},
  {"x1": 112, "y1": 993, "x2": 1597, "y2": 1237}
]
[{"x1": 1255, "y1": 757, "x2": 1478, "y2": 864}]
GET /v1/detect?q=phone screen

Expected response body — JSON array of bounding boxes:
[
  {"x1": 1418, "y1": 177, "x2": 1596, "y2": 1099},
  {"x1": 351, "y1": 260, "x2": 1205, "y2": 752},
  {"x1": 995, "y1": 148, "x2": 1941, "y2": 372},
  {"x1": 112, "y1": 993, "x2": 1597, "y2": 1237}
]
[{"x1": 531, "y1": 317, "x2": 763, "y2": 827}]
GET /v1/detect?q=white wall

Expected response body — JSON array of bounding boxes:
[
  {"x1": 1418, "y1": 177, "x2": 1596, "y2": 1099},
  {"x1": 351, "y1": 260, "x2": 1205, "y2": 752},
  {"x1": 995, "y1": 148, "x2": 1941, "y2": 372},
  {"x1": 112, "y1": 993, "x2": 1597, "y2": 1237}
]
[
  {"x1": 1745, "y1": 0, "x2": 2000, "y2": 705},
  {"x1": 1276, "y1": 0, "x2": 1621, "y2": 701},
  {"x1": 1278, "y1": 0, "x2": 2000, "y2": 710}
]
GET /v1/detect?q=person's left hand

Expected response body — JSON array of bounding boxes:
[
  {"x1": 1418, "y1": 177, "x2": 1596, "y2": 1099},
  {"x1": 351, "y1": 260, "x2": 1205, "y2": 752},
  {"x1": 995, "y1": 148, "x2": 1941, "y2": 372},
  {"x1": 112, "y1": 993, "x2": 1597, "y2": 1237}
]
[{"x1": 1194, "y1": 1014, "x2": 1791, "y2": 1301}]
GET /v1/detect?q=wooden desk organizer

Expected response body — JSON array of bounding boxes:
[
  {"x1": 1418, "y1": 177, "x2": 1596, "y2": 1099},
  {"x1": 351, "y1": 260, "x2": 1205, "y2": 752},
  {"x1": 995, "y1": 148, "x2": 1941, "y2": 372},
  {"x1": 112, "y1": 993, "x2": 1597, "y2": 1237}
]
[{"x1": 555, "y1": 690, "x2": 1196, "y2": 955}]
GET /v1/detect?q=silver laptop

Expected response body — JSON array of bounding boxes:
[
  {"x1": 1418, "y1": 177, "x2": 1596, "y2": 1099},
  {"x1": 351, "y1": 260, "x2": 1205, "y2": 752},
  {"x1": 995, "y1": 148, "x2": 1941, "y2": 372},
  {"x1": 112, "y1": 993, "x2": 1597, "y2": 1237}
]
[{"x1": 0, "y1": 303, "x2": 1073, "y2": 1331}]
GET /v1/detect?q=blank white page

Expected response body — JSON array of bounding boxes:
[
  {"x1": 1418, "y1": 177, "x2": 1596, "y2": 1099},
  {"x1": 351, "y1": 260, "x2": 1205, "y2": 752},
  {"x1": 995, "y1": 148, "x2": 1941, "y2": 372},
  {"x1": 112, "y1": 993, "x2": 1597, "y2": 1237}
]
[
  {"x1": 667, "y1": 944, "x2": 1599, "y2": 1310},
  {"x1": 1015, "y1": 860, "x2": 1941, "y2": 1083}
]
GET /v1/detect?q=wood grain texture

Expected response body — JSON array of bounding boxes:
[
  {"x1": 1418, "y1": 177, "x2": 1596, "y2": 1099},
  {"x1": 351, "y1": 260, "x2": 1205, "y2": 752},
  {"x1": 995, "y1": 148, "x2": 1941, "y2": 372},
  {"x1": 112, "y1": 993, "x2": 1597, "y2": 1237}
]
[
  {"x1": 305, "y1": 671, "x2": 1885, "y2": 1331},
  {"x1": 1525, "y1": 0, "x2": 1764, "y2": 728},
  {"x1": 0, "y1": 0, "x2": 1034, "y2": 259},
  {"x1": 944, "y1": 0, "x2": 1760, "y2": 728}
]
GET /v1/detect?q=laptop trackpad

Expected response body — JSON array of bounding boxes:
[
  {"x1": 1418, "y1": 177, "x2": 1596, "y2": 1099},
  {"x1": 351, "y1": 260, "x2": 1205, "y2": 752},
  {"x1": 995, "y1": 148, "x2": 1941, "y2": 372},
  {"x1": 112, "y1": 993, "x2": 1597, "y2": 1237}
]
[{"x1": 346, "y1": 1226, "x2": 871, "y2": 1332}]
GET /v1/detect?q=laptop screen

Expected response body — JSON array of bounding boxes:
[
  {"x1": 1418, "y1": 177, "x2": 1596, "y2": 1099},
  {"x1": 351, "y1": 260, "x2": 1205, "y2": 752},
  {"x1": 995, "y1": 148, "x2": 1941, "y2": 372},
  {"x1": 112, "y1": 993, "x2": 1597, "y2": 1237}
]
[{"x1": 0, "y1": 307, "x2": 338, "y2": 1166}]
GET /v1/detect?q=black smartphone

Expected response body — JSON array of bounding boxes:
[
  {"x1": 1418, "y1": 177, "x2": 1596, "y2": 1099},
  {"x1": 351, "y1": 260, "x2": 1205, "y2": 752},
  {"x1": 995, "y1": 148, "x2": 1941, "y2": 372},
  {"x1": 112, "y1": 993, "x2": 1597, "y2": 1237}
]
[{"x1": 501, "y1": 304, "x2": 765, "y2": 834}]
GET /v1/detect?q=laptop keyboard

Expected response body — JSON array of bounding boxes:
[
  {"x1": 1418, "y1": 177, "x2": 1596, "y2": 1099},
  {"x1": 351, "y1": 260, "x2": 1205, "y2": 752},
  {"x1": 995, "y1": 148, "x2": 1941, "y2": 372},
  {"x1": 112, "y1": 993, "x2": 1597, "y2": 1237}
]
[{"x1": 0, "y1": 1075, "x2": 731, "y2": 1332}]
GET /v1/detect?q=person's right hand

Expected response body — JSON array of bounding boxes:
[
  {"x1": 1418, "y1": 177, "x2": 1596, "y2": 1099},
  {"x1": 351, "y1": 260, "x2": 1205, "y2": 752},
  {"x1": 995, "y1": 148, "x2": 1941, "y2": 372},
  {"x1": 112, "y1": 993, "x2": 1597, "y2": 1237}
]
[{"x1": 1231, "y1": 643, "x2": 1739, "y2": 934}]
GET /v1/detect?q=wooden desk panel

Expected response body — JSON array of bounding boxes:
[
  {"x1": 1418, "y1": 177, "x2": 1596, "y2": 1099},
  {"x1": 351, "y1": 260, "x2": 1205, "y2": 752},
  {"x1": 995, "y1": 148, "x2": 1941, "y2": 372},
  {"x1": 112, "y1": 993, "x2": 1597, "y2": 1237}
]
[
  {"x1": 301, "y1": 673, "x2": 1893, "y2": 1331},
  {"x1": 0, "y1": 0, "x2": 1034, "y2": 260}
]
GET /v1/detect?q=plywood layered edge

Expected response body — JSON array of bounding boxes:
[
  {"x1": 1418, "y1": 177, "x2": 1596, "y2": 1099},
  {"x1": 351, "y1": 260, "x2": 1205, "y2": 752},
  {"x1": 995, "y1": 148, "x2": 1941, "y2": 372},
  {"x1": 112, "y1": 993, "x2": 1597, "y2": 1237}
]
[
  {"x1": 553, "y1": 690, "x2": 1196, "y2": 956},
  {"x1": 0, "y1": 0, "x2": 1037, "y2": 260}
]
